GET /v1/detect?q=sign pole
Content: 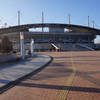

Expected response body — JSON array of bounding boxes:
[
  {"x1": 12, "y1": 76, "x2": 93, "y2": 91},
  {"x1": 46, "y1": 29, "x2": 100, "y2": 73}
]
[{"x1": 20, "y1": 32, "x2": 24, "y2": 60}]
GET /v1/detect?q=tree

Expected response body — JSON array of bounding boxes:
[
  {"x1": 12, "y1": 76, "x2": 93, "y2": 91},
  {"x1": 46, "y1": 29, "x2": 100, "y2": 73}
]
[{"x1": 0, "y1": 36, "x2": 13, "y2": 53}]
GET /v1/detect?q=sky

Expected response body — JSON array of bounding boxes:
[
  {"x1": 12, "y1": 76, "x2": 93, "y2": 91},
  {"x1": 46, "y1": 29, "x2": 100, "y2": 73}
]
[{"x1": 0, "y1": 0, "x2": 100, "y2": 42}]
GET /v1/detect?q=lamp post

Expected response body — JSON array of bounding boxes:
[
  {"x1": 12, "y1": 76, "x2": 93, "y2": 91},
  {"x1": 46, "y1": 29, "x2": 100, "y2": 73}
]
[
  {"x1": 42, "y1": 12, "x2": 44, "y2": 32},
  {"x1": 88, "y1": 16, "x2": 90, "y2": 27},
  {"x1": 18, "y1": 11, "x2": 25, "y2": 60},
  {"x1": 68, "y1": 14, "x2": 71, "y2": 32},
  {"x1": 92, "y1": 20, "x2": 95, "y2": 28}
]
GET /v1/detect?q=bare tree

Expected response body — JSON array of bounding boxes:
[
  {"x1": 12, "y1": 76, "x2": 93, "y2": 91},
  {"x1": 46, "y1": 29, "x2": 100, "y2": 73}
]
[{"x1": 0, "y1": 36, "x2": 13, "y2": 53}]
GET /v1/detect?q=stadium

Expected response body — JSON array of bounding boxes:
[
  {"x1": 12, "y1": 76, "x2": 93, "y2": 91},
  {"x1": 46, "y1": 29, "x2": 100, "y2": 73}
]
[{"x1": 0, "y1": 23, "x2": 100, "y2": 52}]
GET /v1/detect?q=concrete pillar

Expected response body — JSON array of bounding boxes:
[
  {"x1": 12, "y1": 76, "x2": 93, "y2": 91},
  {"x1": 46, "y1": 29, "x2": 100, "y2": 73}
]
[
  {"x1": 30, "y1": 39, "x2": 34, "y2": 57},
  {"x1": 20, "y1": 32, "x2": 24, "y2": 60}
]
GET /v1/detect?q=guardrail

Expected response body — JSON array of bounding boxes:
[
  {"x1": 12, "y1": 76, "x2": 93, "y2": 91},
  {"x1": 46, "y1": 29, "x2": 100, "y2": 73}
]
[{"x1": 76, "y1": 43, "x2": 95, "y2": 51}]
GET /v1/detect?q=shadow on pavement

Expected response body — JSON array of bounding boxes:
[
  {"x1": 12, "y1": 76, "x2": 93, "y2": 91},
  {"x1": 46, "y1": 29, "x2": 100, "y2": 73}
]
[{"x1": 19, "y1": 82, "x2": 100, "y2": 93}]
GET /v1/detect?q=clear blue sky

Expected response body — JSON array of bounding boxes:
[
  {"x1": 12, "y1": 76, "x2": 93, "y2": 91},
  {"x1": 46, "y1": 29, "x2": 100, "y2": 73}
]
[{"x1": 0, "y1": 0, "x2": 100, "y2": 29}]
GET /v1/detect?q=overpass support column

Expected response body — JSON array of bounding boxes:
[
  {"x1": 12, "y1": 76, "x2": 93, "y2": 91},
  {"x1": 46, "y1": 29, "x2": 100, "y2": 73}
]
[
  {"x1": 30, "y1": 39, "x2": 34, "y2": 57},
  {"x1": 20, "y1": 32, "x2": 25, "y2": 60}
]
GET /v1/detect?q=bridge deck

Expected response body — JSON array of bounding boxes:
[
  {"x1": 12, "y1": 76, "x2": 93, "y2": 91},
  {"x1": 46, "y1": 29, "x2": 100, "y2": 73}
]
[{"x1": 0, "y1": 51, "x2": 100, "y2": 100}]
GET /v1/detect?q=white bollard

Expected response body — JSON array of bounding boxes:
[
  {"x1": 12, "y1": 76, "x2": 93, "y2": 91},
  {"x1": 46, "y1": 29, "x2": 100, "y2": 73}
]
[
  {"x1": 20, "y1": 32, "x2": 24, "y2": 60},
  {"x1": 30, "y1": 39, "x2": 34, "y2": 57}
]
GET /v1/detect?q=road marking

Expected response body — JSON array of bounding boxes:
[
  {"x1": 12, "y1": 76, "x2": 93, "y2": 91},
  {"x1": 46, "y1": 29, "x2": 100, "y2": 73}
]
[{"x1": 56, "y1": 52, "x2": 76, "y2": 100}]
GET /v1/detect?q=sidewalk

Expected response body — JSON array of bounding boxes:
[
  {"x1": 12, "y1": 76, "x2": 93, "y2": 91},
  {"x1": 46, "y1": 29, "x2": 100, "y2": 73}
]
[
  {"x1": 0, "y1": 54, "x2": 52, "y2": 93},
  {"x1": 0, "y1": 54, "x2": 19, "y2": 64}
]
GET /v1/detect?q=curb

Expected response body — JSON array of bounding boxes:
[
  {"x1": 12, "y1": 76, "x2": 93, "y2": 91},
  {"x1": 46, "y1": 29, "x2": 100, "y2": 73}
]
[{"x1": 0, "y1": 55, "x2": 53, "y2": 94}]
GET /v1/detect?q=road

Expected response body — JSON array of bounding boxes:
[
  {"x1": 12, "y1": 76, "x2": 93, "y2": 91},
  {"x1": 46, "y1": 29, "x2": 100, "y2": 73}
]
[{"x1": 0, "y1": 51, "x2": 100, "y2": 100}]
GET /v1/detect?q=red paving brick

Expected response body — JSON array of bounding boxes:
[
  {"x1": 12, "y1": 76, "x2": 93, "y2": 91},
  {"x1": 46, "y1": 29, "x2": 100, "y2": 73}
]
[
  {"x1": 0, "y1": 51, "x2": 100, "y2": 100},
  {"x1": 67, "y1": 51, "x2": 100, "y2": 100}
]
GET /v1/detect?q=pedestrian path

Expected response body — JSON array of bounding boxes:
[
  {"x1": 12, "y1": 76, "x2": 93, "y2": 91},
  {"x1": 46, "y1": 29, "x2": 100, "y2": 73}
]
[
  {"x1": 0, "y1": 54, "x2": 18, "y2": 64},
  {"x1": 0, "y1": 54, "x2": 51, "y2": 92}
]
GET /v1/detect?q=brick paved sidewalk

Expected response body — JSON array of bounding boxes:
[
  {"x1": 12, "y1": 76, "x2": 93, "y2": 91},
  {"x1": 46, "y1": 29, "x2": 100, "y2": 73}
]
[{"x1": 0, "y1": 52, "x2": 100, "y2": 100}]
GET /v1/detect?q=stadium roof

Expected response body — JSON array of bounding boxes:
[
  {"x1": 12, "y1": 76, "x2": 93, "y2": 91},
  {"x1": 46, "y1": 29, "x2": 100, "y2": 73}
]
[{"x1": 0, "y1": 23, "x2": 100, "y2": 35}]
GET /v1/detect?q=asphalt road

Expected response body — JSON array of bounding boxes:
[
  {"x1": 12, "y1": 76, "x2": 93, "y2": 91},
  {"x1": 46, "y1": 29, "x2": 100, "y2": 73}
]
[{"x1": 0, "y1": 51, "x2": 100, "y2": 100}]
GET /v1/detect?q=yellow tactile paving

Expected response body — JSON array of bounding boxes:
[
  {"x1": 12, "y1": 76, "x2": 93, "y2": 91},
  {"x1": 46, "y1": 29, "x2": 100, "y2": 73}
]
[{"x1": 56, "y1": 52, "x2": 76, "y2": 100}]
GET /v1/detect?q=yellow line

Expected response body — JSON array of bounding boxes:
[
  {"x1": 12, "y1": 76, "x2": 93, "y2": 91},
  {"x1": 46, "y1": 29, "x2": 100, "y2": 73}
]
[{"x1": 56, "y1": 52, "x2": 76, "y2": 100}]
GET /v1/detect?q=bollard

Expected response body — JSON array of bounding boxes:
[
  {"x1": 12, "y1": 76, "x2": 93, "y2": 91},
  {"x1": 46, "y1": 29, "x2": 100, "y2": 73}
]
[{"x1": 30, "y1": 39, "x2": 34, "y2": 57}]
